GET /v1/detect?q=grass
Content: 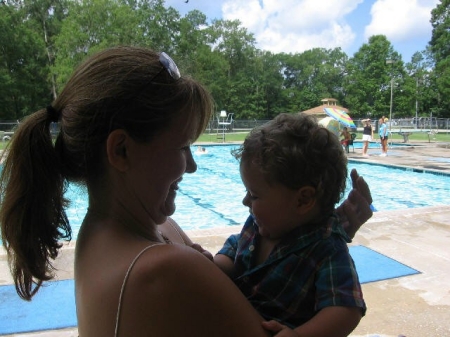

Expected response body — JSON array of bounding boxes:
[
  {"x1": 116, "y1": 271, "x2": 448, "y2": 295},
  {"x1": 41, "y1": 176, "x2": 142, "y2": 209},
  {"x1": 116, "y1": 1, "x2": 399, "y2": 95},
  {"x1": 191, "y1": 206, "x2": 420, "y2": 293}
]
[
  {"x1": 196, "y1": 132, "x2": 249, "y2": 143},
  {"x1": 0, "y1": 130, "x2": 448, "y2": 150},
  {"x1": 197, "y1": 130, "x2": 450, "y2": 144}
]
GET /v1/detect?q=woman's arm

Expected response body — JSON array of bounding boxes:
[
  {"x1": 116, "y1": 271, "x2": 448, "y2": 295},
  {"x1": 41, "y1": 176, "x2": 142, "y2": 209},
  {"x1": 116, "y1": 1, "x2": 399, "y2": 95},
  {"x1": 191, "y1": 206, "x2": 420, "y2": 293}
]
[{"x1": 263, "y1": 306, "x2": 362, "y2": 337}]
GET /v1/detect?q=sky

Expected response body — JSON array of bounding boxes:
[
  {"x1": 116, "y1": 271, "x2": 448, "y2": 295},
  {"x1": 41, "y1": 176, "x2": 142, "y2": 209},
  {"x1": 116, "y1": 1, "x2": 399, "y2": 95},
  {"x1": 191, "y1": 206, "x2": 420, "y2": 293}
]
[{"x1": 164, "y1": 0, "x2": 440, "y2": 62}]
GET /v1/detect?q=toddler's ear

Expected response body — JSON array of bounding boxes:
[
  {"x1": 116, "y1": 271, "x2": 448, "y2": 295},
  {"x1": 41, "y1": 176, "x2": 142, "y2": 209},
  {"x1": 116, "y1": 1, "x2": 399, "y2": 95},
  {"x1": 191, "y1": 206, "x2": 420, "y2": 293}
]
[
  {"x1": 297, "y1": 186, "x2": 317, "y2": 213},
  {"x1": 106, "y1": 129, "x2": 129, "y2": 172}
]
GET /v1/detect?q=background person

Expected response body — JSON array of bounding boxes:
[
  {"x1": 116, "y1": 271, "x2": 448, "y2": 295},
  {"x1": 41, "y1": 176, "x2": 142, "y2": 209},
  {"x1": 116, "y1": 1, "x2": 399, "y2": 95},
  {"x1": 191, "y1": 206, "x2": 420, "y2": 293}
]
[
  {"x1": 0, "y1": 46, "x2": 373, "y2": 337},
  {"x1": 361, "y1": 119, "x2": 373, "y2": 156},
  {"x1": 378, "y1": 117, "x2": 388, "y2": 156},
  {"x1": 196, "y1": 145, "x2": 207, "y2": 154},
  {"x1": 214, "y1": 114, "x2": 366, "y2": 337},
  {"x1": 340, "y1": 126, "x2": 352, "y2": 153}
]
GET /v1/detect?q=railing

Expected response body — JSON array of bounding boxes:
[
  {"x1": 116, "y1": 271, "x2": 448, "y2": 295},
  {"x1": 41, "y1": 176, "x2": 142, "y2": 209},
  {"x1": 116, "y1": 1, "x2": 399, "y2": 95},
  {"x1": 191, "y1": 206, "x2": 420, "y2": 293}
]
[
  {"x1": 207, "y1": 119, "x2": 271, "y2": 133},
  {"x1": 0, "y1": 122, "x2": 19, "y2": 132},
  {"x1": 352, "y1": 117, "x2": 450, "y2": 133},
  {"x1": 207, "y1": 117, "x2": 450, "y2": 133},
  {"x1": 1, "y1": 117, "x2": 449, "y2": 137}
]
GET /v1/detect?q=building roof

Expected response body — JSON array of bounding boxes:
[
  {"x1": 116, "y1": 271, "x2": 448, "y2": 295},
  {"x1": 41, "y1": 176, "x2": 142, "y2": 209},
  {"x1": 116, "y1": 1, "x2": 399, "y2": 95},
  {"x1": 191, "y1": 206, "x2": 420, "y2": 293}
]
[{"x1": 300, "y1": 98, "x2": 349, "y2": 118}]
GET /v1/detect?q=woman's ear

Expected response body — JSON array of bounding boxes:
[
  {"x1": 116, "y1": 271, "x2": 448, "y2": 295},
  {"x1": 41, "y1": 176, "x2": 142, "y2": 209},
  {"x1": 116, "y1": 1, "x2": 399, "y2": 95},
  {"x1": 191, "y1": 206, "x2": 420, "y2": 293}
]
[
  {"x1": 106, "y1": 129, "x2": 129, "y2": 172},
  {"x1": 297, "y1": 186, "x2": 317, "y2": 214}
]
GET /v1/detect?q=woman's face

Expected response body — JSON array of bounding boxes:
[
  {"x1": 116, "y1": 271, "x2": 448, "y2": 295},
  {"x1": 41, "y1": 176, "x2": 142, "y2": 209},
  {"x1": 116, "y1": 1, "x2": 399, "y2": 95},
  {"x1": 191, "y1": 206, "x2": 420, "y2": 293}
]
[{"x1": 122, "y1": 114, "x2": 197, "y2": 225}]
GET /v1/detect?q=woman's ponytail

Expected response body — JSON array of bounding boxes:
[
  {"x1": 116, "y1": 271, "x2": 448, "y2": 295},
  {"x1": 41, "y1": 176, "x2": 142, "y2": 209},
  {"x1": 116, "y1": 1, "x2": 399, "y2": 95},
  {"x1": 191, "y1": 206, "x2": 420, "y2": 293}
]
[{"x1": 0, "y1": 109, "x2": 70, "y2": 300}]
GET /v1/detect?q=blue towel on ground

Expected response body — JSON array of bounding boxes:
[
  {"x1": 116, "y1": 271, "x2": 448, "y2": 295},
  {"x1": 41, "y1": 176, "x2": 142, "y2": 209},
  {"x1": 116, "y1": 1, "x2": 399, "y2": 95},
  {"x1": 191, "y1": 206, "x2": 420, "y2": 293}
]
[{"x1": 0, "y1": 245, "x2": 420, "y2": 335}]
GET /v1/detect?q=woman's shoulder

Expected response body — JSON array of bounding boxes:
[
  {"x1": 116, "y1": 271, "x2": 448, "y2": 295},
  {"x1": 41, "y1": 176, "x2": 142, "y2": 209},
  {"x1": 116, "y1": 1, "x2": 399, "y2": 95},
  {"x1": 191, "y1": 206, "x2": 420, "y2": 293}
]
[
  {"x1": 132, "y1": 243, "x2": 207, "y2": 275},
  {"x1": 118, "y1": 243, "x2": 270, "y2": 336},
  {"x1": 125, "y1": 243, "x2": 230, "y2": 300}
]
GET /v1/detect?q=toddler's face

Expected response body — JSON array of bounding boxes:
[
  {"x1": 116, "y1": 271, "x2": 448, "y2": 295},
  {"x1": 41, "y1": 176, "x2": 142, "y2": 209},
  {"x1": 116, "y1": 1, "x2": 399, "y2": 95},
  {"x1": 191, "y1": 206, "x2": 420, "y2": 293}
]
[{"x1": 239, "y1": 161, "x2": 301, "y2": 240}]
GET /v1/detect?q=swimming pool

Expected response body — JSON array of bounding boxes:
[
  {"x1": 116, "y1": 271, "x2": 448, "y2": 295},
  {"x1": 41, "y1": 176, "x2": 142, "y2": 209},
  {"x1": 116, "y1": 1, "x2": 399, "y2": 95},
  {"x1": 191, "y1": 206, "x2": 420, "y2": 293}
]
[
  {"x1": 347, "y1": 141, "x2": 412, "y2": 149},
  {"x1": 61, "y1": 144, "x2": 450, "y2": 239}
]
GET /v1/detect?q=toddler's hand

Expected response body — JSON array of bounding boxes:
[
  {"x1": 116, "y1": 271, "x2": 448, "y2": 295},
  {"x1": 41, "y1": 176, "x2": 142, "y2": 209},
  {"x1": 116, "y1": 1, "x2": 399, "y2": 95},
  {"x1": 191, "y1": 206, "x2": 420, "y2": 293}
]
[
  {"x1": 262, "y1": 320, "x2": 299, "y2": 337},
  {"x1": 190, "y1": 243, "x2": 214, "y2": 261}
]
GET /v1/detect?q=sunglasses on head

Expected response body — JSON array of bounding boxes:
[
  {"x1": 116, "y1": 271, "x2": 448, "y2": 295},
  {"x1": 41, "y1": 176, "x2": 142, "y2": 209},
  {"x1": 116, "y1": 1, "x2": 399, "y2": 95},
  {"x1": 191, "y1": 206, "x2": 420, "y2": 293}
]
[
  {"x1": 159, "y1": 52, "x2": 181, "y2": 80},
  {"x1": 143, "y1": 52, "x2": 180, "y2": 85},
  {"x1": 108, "y1": 52, "x2": 181, "y2": 131}
]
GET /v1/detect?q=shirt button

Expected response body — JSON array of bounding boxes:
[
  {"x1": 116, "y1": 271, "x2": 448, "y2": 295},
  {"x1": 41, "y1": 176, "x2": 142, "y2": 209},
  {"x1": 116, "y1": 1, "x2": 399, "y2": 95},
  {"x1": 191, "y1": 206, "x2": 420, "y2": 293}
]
[{"x1": 249, "y1": 245, "x2": 255, "y2": 251}]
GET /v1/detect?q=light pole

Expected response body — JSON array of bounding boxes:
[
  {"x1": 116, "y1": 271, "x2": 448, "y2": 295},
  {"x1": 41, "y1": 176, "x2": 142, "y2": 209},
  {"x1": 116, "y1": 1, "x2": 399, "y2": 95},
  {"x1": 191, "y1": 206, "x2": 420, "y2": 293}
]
[
  {"x1": 386, "y1": 59, "x2": 394, "y2": 134},
  {"x1": 415, "y1": 76, "x2": 419, "y2": 129}
]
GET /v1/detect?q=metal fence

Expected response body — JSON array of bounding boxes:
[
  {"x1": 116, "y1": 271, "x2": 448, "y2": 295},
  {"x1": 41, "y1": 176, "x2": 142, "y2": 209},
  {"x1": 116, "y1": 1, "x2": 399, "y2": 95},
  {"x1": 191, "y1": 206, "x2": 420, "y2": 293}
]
[
  {"x1": 1, "y1": 117, "x2": 449, "y2": 137},
  {"x1": 352, "y1": 117, "x2": 450, "y2": 133},
  {"x1": 209, "y1": 117, "x2": 450, "y2": 133},
  {"x1": 0, "y1": 122, "x2": 19, "y2": 132},
  {"x1": 206, "y1": 118, "x2": 271, "y2": 133}
]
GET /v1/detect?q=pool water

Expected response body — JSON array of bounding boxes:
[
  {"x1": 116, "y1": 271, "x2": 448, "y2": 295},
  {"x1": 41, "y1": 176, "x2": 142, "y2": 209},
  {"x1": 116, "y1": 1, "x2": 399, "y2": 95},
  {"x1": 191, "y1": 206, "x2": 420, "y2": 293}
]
[
  {"x1": 62, "y1": 145, "x2": 450, "y2": 239},
  {"x1": 347, "y1": 141, "x2": 412, "y2": 149}
]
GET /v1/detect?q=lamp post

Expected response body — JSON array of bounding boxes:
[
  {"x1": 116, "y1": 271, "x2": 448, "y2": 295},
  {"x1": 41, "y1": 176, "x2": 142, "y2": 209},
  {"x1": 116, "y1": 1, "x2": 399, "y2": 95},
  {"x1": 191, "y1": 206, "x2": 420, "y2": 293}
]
[
  {"x1": 415, "y1": 76, "x2": 419, "y2": 129},
  {"x1": 386, "y1": 59, "x2": 394, "y2": 134}
]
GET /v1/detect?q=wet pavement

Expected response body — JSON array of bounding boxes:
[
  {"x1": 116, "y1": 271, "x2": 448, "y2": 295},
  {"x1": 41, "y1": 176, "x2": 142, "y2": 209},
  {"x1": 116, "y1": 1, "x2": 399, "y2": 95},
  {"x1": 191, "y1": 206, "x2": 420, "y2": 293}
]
[
  {"x1": 347, "y1": 140, "x2": 450, "y2": 174},
  {"x1": 1, "y1": 140, "x2": 450, "y2": 337}
]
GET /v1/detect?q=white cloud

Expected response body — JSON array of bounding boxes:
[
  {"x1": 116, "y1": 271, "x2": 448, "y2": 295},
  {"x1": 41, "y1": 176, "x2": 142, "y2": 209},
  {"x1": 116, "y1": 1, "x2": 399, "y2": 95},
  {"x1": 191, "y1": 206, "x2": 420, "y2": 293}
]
[
  {"x1": 365, "y1": 0, "x2": 439, "y2": 42},
  {"x1": 221, "y1": 0, "x2": 363, "y2": 53},
  {"x1": 165, "y1": 0, "x2": 436, "y2": 59}
]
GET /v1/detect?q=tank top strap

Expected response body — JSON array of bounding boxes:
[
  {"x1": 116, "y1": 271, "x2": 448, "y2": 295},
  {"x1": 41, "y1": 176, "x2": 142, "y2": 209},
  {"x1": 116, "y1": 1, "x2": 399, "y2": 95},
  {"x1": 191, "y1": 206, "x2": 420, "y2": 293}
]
[{"x1": 115, "y1": 243, "x2": 164, "y2": 337}]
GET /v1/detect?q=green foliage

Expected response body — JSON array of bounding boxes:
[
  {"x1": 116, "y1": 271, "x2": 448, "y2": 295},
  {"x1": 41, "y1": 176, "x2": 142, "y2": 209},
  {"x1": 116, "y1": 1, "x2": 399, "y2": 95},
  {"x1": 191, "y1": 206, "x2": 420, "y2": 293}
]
[
  {"x1": 0, "y1": 0, "x2": 448, "y2": 120},
  {"x1": 344, "y1": 35, "x2": 398, "y2": 118},
  {"x1": 0, "y1": 3, "x2": 50, "y2": 119},
  {"x1": 429, "y1": 0, "x2": 450, "y2": 115}
]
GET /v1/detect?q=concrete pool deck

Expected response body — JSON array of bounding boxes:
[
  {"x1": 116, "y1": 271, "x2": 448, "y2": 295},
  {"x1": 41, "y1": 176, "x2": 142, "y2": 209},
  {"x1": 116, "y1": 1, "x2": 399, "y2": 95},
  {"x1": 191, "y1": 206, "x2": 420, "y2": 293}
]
[{"x1": 1, "y1": 140, "x2": 450, "y2": 336}]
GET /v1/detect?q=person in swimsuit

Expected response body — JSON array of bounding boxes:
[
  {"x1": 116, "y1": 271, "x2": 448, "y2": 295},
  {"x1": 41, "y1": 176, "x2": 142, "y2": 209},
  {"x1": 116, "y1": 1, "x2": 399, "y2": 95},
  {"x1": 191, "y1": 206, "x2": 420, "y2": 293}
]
[
  {"x1": 361, "y1": 119, "x2": 373, "y2": 156},
  {"x1": 0, "y1": 46, "x2": 373, "y2": 337},
  {"x1": 378, "y1": 117, "x2": 388, "y2": 156},
  {"x1": 214, "y1": 114, "x2": 366, "y2": 336},
  {"x1": 340, "y1": 127, "x2": 352, "y2": 153}
]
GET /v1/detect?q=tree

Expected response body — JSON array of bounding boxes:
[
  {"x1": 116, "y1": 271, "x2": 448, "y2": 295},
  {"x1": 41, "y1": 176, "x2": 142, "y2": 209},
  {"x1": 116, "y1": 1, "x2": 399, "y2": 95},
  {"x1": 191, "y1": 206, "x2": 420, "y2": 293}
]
[
  {"x1": 0, "y1": 0, "x2": 445, "y2": 122},
  {"x1": 276, "y1": 48, "x2": 348, "y2": 114},
  {"x1": 130, "y1": 0, "x2": 181, "y2": 53},
  {"x1": 429, "y1": 0, "x2": 450, "y2": 116},
  {"x1": 21, "y1": 0, "x2": 69, "y2": 100},
  {"x1": 0, "y1": 3, "x2": 50, "y2": 119},
  {"x1": 53, "y1": 0, "x2": 141, "y2": 89},
  {"x1": 343, "y1": 35, "x2": 406, "y2": 118},
  {"x1": 205, "y1": 19, "x2": 260, "y2": 118}
]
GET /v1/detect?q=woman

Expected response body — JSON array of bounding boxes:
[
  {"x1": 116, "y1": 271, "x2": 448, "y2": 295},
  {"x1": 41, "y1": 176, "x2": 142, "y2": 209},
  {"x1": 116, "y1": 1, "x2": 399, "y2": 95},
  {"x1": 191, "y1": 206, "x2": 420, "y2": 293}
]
[
  {"x1": 361, "y1": 119, "x2": 373, "y2": 156},
  {"x1": 0, "y1": 46, "x2": 372, "y2": 336},
  {"x1": 378, "y1": 117, "x2": 388, "y2": 156}
]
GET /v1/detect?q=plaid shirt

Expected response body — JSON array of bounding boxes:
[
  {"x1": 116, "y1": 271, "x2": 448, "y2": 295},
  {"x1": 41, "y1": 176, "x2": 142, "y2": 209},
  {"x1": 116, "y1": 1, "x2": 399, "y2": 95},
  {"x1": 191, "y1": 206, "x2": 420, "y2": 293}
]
[{"x1": 217, "y1": 215, "x2": 366, "y2": 328}]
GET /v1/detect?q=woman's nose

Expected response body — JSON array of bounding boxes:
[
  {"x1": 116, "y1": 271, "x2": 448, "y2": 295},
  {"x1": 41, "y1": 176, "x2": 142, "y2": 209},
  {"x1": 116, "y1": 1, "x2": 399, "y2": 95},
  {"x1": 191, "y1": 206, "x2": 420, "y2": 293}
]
[{"x1": 185, "y1": 148, "x2": 197, "y2": 173}]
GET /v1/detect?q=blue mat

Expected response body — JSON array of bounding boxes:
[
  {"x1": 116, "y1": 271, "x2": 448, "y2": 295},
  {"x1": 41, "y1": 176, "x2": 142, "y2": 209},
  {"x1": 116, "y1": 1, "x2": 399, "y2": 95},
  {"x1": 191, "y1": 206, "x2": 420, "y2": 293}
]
[
  {"x1": 349, "y1": 245, "x2": 420, "y2": 284},
  {"x1": 0, "y1": 245, "x2": 420, "y2": 335},
  {"x1": 0, "y1": 279, "x2": 76, "y2": 335}
]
